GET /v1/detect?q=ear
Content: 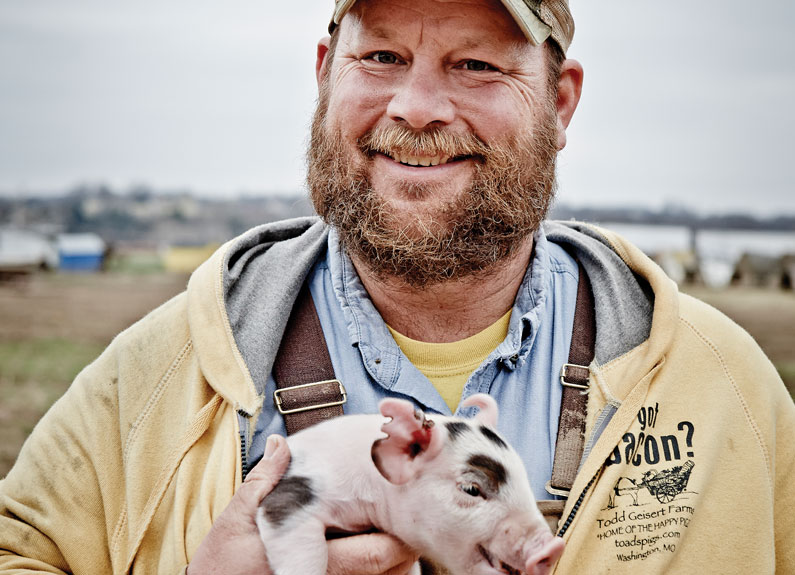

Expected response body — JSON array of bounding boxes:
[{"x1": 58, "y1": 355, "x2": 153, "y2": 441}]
[
  {"x1": 461, "y1": 394, "x2": 499, "y2": 427},
  {"x1": 316, "y1": 36, "x2": 332, "y2": 87},
  {"x1": 371, "y1": 399, "x2": 444, "y2": 485},
  {"x1": 554, "y1": 58, "x2": 584, "y2": 151}
]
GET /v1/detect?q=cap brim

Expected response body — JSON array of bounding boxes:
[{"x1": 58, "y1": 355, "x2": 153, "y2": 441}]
[
  {"x1": 333, "y1": 0, "x2": 357, "y2": 25},
  {"x1": 333, "y1": 0, "x2": 552, "y2": 46},
  {"x1": 499, "y1": 0, "x2": 552, "y2": 46}
]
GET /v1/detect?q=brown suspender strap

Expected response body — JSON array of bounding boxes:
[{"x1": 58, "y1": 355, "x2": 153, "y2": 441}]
[
  {"x1": 271, "y1": 282, "x2": 347, "y2": 436},
  {"x1": 272, "y1": 262, "x2": 595, "y2": 504},
  {"x1": 546, "y1": 260, "x2": 596, "y2": 499}
]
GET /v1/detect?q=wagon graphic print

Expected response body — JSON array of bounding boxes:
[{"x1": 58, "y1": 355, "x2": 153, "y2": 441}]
[{"x1": 607, "y1": 460, "x2": 695, "y2": 508}]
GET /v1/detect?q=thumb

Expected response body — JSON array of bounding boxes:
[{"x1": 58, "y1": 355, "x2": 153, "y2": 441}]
[{"x1": 243, "y1": 435, "x2": 291, "y2": 504}]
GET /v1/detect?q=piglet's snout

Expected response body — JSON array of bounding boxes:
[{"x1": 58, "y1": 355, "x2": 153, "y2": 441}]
[
  {"x1": 524, "y1": 535, "x2": 565, "y2": 575},
  {"x1": 488, "y1": 517, "x2": 565, "y2": 575}
]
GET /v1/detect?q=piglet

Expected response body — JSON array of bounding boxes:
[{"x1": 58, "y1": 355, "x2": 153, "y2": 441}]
[{"x1": 256, "y1": 393, "x2": 564, "y2": 575}]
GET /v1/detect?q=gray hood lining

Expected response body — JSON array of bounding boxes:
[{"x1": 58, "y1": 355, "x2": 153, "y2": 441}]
[
  {"x1": 544, "y1": 221, "x2": 654, "y2": 365},
  {"x1": 224, "y1": 217, "x2": 329, "y2": 394},
  {"x1": 222, "y1": 218, "x2": 654, "y2": 395}
]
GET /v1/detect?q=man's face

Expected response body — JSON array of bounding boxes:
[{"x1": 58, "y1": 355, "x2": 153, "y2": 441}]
[{"x1": 308, "y1": 0, "x2": 563, "y2": 287}]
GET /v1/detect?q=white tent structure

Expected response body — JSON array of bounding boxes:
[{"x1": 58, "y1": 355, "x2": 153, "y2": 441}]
[{"x1": 0, "y1": 228, "x2": 58, "y2": 273}]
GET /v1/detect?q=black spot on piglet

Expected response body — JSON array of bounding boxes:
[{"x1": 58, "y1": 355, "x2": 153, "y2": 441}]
[
  {"x1": 263, "y1": 475, "x2": 315, "y2": 528},
  {"x1": 445, "y1": 421, "x2": 470, "y2": 442},
  {"x1": 479, "y1": 425, "x2": 508, "y2": 449},
  {"x1": 468, "y1": 454, "x2": 507, "y2": 490}
]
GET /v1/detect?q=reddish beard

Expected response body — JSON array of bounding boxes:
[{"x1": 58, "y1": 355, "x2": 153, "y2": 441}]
[{"x1": 307, "y1": 83, "x2": 560, "y2": 289}]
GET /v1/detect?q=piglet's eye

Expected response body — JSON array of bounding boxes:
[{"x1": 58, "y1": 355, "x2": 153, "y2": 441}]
[{"x1": 460, "y1": 483, "x2": 482, "y2": 498}]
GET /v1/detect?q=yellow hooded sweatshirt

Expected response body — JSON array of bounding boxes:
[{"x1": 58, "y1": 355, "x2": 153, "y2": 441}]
[{"x1": 0, "y1": 218, "x2": 793, "y2": 574}]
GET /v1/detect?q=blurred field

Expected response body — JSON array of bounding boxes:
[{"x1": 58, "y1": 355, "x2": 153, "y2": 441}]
[
  {"x1": 0, "y1": 273, "x2": 793, "y2": 477},
  {"x1": 0, "y1": 271, "x2": 188, "y2": 477}
]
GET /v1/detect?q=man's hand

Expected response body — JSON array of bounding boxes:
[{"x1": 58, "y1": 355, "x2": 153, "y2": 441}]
[
  {"x1": 326, "y1": 534, "x2": 419, "y2": 575},
  {"x1": 187, "y1": 434, "x2": 418, "y2": 575},
  {"x1": 187, "y1": 435, "x2": 290, "y2": 575}
]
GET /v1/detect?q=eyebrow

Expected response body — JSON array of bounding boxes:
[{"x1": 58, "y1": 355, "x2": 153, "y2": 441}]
[
  {"x1": 459, "y1": 37, "x2": 499, "y2": 51},
  {"x1": 365, "y1": 26, "x2": 396, "y2": 41},
  {"x1": 351, "y1": 20, "x2": 531, "y2": 66},
  {"x1": 460, "y1": 37, "x2": 531, "y2": 63}
]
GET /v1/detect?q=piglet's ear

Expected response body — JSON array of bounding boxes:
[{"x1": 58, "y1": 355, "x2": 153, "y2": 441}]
[
  {"x1": 461, "y1": 393, "x2": 499, "y2": 427},
  {"x1": 371, "y1": 399, "x2": 444, "y2": 485}
]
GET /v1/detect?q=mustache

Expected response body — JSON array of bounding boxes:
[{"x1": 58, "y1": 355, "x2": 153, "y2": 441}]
[{"x1": 357, "y1": 124, "x2": 492, "y2": 160}]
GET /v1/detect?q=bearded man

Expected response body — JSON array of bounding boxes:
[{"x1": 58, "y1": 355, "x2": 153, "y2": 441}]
[{"x1": 1, "y1": 0, "x2": 793, "y2": 574}]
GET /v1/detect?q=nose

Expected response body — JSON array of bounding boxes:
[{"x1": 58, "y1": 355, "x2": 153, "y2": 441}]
[
  {"x1": 525, "y1": 536, "x2": 565, "y2": 575},
  {"x1": 386, "y1": 63, "x2": 455, "y2": 130}
]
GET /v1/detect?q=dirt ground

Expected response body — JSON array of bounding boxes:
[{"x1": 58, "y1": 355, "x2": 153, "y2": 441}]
[
  {"x1": 0, "y1": 272, "x2": 189, "y2": 344},
  {"x1": 0, "y1": 272, "x2": 793, "y2": 477},
  {"x1": 4, "y1": 274, "x2": 789, "y2": 357}
]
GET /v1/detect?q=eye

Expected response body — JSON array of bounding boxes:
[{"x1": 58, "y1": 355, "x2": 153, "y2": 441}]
[
  {"x1": 367, "y1": 51, "x2": 401, "y2": 65},
  {"x1": 459, "y1": 482, "x2": 483, "y2": 498},
  {"x1": 461, "y1": 60, "x2": 496, "y2": 72}
]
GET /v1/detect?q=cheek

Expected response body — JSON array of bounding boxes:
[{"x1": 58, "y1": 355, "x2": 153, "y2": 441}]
[
  {"x1": 454, "y1": 491, "x2": 484, "y2": 509},
  {"x1": 327, "y1": 72, "x2": 393, "y2": 137},
  {"x1": 458, "y1": 82, "x2": 547, "y2": 140}
]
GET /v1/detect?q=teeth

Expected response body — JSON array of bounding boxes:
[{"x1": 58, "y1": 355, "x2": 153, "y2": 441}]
[{"x1": 388, "y1": 152, "x2": 450, "y2": 167}]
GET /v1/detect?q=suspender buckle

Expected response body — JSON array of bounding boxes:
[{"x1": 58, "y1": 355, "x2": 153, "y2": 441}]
[
  {"x1": 545, "y1": 480, "x2": 572, "y2": 498},
  {"x1": 560, "y1": 363, "x2": 590, "y2": 391},
  {"x1": 274, "y1": 380, "x2": 347, "y2": 415}
]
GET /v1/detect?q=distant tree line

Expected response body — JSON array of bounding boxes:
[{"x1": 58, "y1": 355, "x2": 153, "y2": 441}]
[
  {"x1": 1, "y1": 186, "x2": 793, "y2": 248},
  {"x1": 0, "y1": 185, "x2": 314, "y2": 246},
  {"x1": 549, "y1": 204, "x2": 795, "y2": 232}
]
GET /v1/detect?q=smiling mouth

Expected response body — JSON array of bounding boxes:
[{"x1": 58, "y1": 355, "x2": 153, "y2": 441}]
[
  {"x1": 478, "y1": 545, "x2": 523, "y2": 575},
  {"x1": 375, "y1": 150, "x2": 475, "y2": 167}
]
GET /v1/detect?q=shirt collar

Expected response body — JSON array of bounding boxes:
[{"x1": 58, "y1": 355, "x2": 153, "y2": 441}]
[
  {"x1": 326, "y1": 226, "x2": 556, "y2": 382},
  {"x1": 497, "y1": 227, "x2": 555, "y2": 370},
  {"x1": 328, "y1": 229, "x2": 403, "y2": 388}
]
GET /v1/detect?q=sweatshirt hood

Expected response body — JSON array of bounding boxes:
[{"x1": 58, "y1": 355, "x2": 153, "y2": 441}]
[
  {"x1": 543, "y1": 221, "x2": 682, "y2": 518},
  {"x1": 186, "y1": 217, "x2": 679, "y2": 417},
  {"x1": 544, "y1": 221, "x2": 680, "y2": 402},
  {"x1": 187, "y1": 217, "x2": 328, "y2": 416}
]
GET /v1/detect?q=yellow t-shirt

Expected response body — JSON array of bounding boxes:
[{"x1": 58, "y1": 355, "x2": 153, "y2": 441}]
[{"x1": 387, "y1": 310, "x2": 512, "y2": 413}]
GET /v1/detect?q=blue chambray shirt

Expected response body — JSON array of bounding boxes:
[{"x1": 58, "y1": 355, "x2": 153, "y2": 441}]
[{"x1": 251, "y1": 226, "x2": 579, "y2": 501}]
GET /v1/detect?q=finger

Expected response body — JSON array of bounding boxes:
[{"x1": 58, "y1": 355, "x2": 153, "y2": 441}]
[
  {"x1": 383, "y1": 557, "x2": 421, "y2": 575},
  {"x1": 327, "y1": 533, "x2": 419, "y2": 575},
  {"x1": 243, "y1": 435, "x2": 291, "y2": 503}
]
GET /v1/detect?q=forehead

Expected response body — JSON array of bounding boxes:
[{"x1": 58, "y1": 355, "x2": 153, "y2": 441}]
[{"x1": 340, "y1": 0, "x2": 530, "y2": 52}]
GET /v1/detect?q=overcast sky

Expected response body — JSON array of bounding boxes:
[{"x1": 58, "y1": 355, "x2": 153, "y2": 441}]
[{"x1": 1, "y1": 0, "x2": 794, "y2": 215}]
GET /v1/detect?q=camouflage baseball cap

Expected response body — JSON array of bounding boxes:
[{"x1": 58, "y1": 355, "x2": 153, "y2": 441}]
[{"x1": 330, "y1": 0, "x2": 575, "y2": 53}]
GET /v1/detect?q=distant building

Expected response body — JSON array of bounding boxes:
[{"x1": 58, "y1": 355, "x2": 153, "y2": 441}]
[
  {"x1": 0, "y1": 228, "x2": 58, "y2": 274},
  {"x1": 57, "y1": 233, "x2": 106, "y2": 272},
  {"x1": 782, "y1": 255, "x2": 795, "y2": 290},
  {"x1": 731, "y1": 253, "x2": 786, "y2": 289}
]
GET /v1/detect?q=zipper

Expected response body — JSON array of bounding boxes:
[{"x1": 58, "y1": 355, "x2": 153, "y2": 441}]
[
  {"x1": 557, "y1": 473, "x2": 598, "y2": 538},
  {"x1": 238, "y1": 410, "x2": 251, "y2": 482}
]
